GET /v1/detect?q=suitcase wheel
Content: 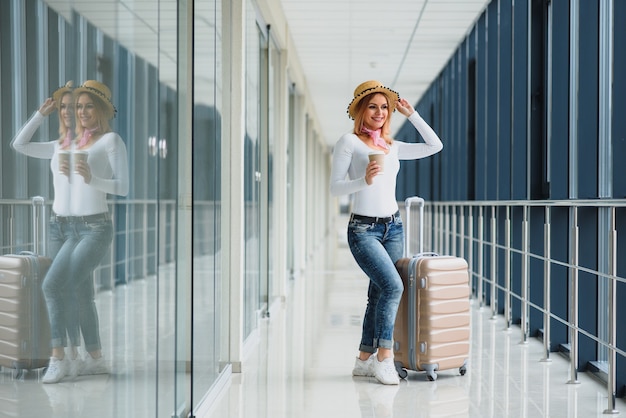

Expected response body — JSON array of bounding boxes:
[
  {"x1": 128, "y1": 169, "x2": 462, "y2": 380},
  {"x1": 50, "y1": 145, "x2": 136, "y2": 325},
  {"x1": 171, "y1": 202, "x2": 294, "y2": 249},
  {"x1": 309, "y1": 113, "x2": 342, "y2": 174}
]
[
  {"x1": 394, "y1": 361, "x2": 408, "y2": 379},
  {"x1": 459, "y1": 365, "x2": 467, "y2": 376},
  {"x1": 422, "y1": 364, "x2": 438, "y2": 381},
  {"x1": 13, "y1": 368, "x2": 26, "y2": 380}
]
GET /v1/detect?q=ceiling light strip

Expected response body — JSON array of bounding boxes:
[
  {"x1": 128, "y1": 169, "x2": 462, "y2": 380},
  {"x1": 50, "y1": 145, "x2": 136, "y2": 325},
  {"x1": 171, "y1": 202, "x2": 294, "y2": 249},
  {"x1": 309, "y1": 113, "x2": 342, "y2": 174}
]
[{"x1": 391, "y1": 0, "x2": 429, "y2": 89}]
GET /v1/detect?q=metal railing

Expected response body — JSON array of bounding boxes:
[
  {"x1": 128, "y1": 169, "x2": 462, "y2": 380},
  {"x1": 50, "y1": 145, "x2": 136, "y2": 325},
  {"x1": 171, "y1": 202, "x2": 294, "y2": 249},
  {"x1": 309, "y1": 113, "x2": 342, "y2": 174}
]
[
  {"x1": 424, "y1": 199, "x2": 625, "y2": 414},
  {"x1": 0, "y1": 198, "x2": 178, "y2": 289}
]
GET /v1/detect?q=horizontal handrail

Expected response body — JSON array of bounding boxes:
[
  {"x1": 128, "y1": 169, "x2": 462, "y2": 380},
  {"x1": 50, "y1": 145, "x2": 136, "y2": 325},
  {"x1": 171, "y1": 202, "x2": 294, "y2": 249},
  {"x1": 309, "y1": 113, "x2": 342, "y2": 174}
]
[
  {"x1": 430, "y1": 199, "x2": 626, "y2": 208},
  {"x1": 0, "y1": 198, "x2": 179, "y2": 288}
]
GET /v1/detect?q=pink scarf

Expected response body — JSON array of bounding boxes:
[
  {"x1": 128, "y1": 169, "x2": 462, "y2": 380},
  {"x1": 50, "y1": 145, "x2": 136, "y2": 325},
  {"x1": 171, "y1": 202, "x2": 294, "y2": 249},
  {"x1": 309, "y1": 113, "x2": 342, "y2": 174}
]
[
  {"x1": 61, "y1": 130, "x2": 73, "y2": 149},
  {"x1": 77, "y1": 128, "x2": 97, "y2": 148},
  {"x1": 361, "y1": 126, "x2": 389, "y2": 150}
]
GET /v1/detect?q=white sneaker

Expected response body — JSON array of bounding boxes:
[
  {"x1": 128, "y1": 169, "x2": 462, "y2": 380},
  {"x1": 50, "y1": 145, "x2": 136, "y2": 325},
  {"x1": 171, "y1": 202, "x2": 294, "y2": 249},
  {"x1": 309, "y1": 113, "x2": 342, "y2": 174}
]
[
  {"x1": 42, "y1": 357, "x2": 68, "y2": 384},
  {"x1": 68, "y1": 356, "x2": 83, "y2": 379},
  {"x1": 79, "y1": 355, "x2": 110, "y2": 375},
  {"x1": 373, "y1": 357, "x2": 399, "y2": 385},
  {"x1": 352, "y1": 353, "x2": 376, "y2": 377}
]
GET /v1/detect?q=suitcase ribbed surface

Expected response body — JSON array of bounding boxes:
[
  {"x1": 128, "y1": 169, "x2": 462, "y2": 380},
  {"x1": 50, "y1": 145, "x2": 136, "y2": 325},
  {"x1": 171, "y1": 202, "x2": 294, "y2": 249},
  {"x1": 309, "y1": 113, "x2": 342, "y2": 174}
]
[
  {"x1": 0, "y1": 254, "x2": 51, "y2": 370},
  {"x1": 394, "y1": 254, "x2": 470, "y2": 379}
]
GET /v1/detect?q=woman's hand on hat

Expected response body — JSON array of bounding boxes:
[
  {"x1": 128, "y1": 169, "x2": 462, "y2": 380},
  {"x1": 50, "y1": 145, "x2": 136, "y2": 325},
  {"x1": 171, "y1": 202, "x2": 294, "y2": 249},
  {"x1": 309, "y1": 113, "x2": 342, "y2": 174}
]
[
  {"x1": 395, "y1": 98, "x2": 415, "y2": 117},
  {"x1": 39, "y1": 98, "x2": 57, "y2": 116}
]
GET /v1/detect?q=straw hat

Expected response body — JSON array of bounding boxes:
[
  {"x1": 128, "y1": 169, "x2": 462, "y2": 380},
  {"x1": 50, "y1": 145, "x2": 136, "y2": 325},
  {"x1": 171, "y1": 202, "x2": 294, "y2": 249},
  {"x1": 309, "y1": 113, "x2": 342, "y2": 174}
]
[
  {"x1": 74, "y1": 80, "x2": 117, "y2": 119},
  {"x1": 347, "y1": 80, "x2": 399, "y2": 119},
  {"x1": 52, "y1": 81, "x2": 74, "y2": 106}
]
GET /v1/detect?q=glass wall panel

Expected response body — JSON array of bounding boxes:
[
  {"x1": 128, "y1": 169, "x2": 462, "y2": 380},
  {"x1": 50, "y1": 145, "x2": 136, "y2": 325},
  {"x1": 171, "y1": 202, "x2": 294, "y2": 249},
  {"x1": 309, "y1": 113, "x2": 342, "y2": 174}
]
[
  {"x1": 265, "y1": 36, "x2": 282, "y2": 306},
  {"x1": 244, "y1": 0, "x2": 262, "y2": 339},
  {"x1": 0, "y1": 0, "x2": 184, "y2": 415},
  {"x1": 192, "y1": 0, "x2": 223, "y2": 407}
]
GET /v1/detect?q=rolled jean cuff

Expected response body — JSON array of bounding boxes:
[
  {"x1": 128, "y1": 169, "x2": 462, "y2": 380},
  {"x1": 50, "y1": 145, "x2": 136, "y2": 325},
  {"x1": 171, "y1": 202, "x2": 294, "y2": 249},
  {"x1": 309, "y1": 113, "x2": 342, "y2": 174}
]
[
  {"x1": 376, "y1": 338, "x2": 394, "y2": 350},
  {"x1": 85, "y1": 343, "x2": 102, "y2": 353},
  {"x1": 359, "y1": 344, "x2": 376, "y2": 354},
  {"x1": 50, "y1": 337, "x2": 67, "y2": 349}
]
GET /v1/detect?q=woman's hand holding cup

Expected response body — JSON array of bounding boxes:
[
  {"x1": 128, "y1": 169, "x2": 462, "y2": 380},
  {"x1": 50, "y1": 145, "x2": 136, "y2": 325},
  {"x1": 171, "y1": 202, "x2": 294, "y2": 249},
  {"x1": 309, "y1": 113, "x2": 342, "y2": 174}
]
[{"x1": 365, "y1": 152, "x2": 385, "y2": 185}]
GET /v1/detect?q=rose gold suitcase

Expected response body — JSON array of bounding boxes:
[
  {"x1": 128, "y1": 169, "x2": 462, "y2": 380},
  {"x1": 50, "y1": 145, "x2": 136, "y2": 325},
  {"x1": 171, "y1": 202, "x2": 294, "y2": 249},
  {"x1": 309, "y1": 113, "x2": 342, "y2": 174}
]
[
  {"x1": 0, "y1": 197, "x2": 52, "y2": 375},
  {"x1": 393, "y1": 197, "x2": 470, "y2": 381},
  {"x1": 0, "y1": 254, "x2": 51, "y2": 372}
]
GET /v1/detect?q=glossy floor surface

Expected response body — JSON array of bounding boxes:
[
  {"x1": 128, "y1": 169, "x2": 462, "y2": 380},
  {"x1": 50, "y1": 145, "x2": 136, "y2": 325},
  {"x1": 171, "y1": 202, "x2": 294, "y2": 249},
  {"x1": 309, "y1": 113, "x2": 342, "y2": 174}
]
[
  {"x1": 2, "y1": 216, "x2": 626, "y2": 417},
  {"x1": 204, "y1": 217, "x2": 626, "y2": 418}
]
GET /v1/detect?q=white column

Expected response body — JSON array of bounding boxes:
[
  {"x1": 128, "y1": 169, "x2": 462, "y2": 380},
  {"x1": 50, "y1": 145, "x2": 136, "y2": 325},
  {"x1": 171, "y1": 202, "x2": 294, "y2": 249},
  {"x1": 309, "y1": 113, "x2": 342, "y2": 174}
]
[{"x1": 221, "y1": 0, "x2": 246, "y2": 373}]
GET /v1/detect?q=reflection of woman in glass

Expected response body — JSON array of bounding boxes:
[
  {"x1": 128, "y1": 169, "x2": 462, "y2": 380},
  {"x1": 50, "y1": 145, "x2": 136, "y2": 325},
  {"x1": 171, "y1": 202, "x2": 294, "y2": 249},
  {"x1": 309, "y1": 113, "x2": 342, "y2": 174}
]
[{"x1": 12, "y1": 80, "x2": 129, "y2": 384}]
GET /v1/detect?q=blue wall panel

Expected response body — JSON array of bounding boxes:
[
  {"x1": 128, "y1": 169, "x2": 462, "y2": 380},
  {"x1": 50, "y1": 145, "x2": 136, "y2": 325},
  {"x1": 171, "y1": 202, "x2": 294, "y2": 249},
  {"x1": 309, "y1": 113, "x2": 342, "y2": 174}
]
[
  {"x1": 577, "y1": 0, "x2": 599, "y2": 199},
  {"x1": 529, "y1": 0, "x2": 548, "y2": 199},
  {"x1": 458, "y1": 46, "x2": 468, "y2": 199},
  {"x1": 475, "y1": 14, "x2": 487, "y2": 200},
  {"x1": 467, "y1": 28, "x2": 477, "y2": 201},
  {"x1": 486, "y1": 1, "x2": 498, "y2": 200},
  {"x1": 511, "y1": 0, "x2": 529, "y2": 200},
  {"x1": 614, "y1": 1, "x2": 626, "y2": 199},
  {"x1": 548, "y1": 0, "x2": 570, "y2": 199},
  {"x1": 497, "y1": 0, "x2": 512, "y2": 200}
]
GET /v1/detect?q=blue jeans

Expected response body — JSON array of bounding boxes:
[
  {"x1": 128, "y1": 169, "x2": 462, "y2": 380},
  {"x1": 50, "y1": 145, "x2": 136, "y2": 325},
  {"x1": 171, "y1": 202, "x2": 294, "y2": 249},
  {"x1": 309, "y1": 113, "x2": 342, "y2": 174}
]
[
  {"x1": 347, "y1": 213, "x2": 404, "y2": 352},
  {"x1": 43, "y1": 216, "x2": 113, "y2": 352}
]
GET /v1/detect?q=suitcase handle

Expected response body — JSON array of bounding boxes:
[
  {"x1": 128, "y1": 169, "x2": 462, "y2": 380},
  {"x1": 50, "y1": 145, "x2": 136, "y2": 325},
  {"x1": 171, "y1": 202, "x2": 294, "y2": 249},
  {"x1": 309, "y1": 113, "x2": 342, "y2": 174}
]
[
  {"x1": 31, "y1": 196, "x2": 47, "y2": 256},
  {"x1": 404, "y1": 196, "x2": 424, "y2": 257}
]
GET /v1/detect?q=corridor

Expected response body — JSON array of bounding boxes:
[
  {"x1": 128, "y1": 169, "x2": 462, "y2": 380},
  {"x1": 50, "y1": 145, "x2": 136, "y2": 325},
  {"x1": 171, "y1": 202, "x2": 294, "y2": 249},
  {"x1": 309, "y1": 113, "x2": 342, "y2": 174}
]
[{"x1": 204, "y1": 216, "x2": 626, "y2": 418}]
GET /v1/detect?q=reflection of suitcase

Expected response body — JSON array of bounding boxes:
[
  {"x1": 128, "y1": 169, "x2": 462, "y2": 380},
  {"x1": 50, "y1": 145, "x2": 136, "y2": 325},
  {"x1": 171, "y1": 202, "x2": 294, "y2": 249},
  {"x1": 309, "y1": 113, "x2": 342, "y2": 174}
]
[
  {"x1": 393, "y1": 197, "x2": 470, "y2": 381},
  {"x1": 0, "y1": 197, "x2": 51, "y2": 373}
]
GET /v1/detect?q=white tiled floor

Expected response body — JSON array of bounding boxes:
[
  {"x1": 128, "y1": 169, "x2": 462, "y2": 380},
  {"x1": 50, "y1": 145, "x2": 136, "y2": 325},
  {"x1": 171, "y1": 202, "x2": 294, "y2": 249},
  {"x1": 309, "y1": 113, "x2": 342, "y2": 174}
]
[
  {"x1": 203, "y1": 217, "x2": 626, "y2": 418},
  {"x1": 3, "y1": 216, "x2": 626, "y2": 417}
]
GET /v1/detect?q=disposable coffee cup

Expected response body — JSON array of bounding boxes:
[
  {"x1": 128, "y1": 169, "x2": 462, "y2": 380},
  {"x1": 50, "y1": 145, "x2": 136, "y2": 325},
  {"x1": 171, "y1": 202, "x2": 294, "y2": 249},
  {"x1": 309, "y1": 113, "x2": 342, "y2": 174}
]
[
  {"x1": 57, "y1": 151, "x2": 70, "y2": 173},
  {"x1": 368, "y1": 152, "x2": 385, "y2": 174},
  {"x1": 73, "y1": 151, "x2": 88, "y2": 173}
]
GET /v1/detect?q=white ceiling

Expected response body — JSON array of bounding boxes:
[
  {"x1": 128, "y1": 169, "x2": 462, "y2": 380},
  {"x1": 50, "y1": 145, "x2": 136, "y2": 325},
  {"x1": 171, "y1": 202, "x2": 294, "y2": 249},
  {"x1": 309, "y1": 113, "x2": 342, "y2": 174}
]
[
  {"x1": 42, "y1": 0, "x2": 489, "y2": 147},
  {"x1": 279, "y1": 0, "x2": 489, "y2": 146}
]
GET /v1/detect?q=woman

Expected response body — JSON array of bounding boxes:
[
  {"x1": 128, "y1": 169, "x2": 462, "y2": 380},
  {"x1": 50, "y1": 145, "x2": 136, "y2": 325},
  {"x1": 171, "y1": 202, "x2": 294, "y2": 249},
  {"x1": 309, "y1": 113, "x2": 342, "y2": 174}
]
[
  {"x1": 329, "y1": 80, "x2": 443, "y2": 385},
  {"x1": 12, "y1": 80, "x2": 129, "y2": 384},
  {"x1": 11, "y1": 81, "x2": 83, "y2": 376}
]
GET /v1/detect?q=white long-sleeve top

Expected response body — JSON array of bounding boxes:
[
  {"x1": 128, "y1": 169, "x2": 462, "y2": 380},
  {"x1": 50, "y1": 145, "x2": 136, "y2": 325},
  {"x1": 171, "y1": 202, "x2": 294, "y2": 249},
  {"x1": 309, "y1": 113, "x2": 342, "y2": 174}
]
[
  {"x1": 11, "y1": 111, "x2": 129, "y2": 216},
  {"x1": 330, "y1": 111, "x2": 443, "y2": 217}
]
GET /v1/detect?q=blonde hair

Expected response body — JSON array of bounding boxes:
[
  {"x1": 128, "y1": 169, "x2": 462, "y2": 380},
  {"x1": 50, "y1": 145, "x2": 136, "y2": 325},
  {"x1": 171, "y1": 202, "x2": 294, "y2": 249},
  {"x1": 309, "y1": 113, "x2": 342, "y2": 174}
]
[
  {"x1": 56, "y1": 91, "x2": 74, "y2": 143},
  {"x1": 351, "y1": 92, "x2": 393, "y2": 145}
]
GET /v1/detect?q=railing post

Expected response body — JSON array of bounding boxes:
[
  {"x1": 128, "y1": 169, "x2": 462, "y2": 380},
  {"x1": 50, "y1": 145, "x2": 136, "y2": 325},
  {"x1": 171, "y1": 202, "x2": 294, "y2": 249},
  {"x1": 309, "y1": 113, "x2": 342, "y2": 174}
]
[
  {"x1": 521, "y1": 205, "x2": 529, "y2": 344},
  {"x1": 434, "y1": 204, "x2": 440, "y2": 254},
  {"x1": 459, "y1": 207, "x2": 465, "y2": 261},
  {"x1": 541, "y1": 206, "x2": 552, "y2": 362},
  {"x1": 604, "y1": 206, "x2": 618, "y2": 414},
  {"x1": 468, "y1": 207, "x2": 475, "y2": 299},
  {"x1": 490, "y1": 206, "x2": 497, "y2": 319},
  {"x1": 444, "y1": 205, "x2": 450, "y2": 255},
  {"x1": 478, "y1": 206, "x2": 484, "y2": 308},
  {"x1": 505, "y1": 206, "x2": 511, "y2": 329},
  {"x1": 451, "y1": 206, "x2": 457, "y2": 256},
  {"x1": 439, "y1": 204, "x2": 445, "y2": 254},
  {"x1": 568, "y1": 206, "x2": 580, "y2": 384}
]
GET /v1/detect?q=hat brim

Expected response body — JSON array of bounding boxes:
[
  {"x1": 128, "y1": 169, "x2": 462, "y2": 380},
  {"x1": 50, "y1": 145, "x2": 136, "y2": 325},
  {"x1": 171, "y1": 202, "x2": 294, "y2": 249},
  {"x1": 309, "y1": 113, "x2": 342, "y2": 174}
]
[
  {"x1": 52, "y1": 88, "x2": 72, "y2": 106},
  {"x1": 74, "y1": 87, "x2": 117, "y2": 119},
  {"x1": 347, "y1": 86, "x2": 399, "y2": 119}
]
